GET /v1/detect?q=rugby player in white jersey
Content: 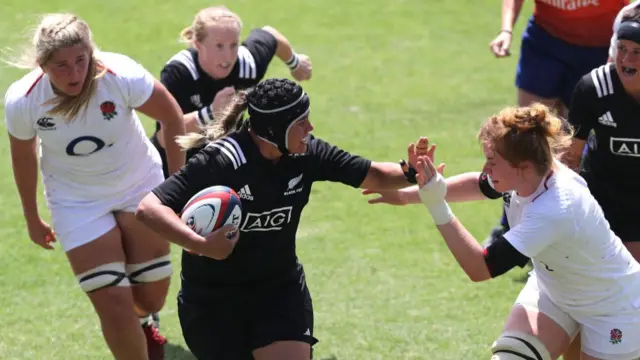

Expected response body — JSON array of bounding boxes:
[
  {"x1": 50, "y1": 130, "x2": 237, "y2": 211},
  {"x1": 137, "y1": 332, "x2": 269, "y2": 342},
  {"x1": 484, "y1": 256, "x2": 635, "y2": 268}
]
[
  {"x1": 3, "y1": 13, "x2": 185, "y2": 360},
  {"x1": 364, "y1": 104, "x2": 640, "y2": 359}
]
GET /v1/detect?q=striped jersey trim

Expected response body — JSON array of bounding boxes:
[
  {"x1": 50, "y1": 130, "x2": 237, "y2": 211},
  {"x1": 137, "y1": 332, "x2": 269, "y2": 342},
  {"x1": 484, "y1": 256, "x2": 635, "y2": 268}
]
[
  {"x1": 167, "y1": 50, "x2": 199, "y2": 80},
  {"x1": 207, "y1": 137, "x2": 247, "y2": 170},
  {"x1": 590, "y1": 64, "x2": 614, "y2": 98},
  {"x1": 237, "y1": 46, "x2": 257, "y2": 80}
]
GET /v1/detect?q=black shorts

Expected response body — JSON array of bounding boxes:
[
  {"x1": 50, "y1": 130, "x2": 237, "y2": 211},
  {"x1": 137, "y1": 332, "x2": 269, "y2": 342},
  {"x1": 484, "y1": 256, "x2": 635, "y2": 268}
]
[{"x1": 177, "y1": 274, "x2": 318, "y2": 360}]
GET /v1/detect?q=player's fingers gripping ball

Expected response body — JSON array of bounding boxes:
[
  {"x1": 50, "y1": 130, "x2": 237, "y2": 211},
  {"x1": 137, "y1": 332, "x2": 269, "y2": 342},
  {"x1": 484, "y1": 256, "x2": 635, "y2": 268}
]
[{"x1": 180, "y1": 186, "x2": 243, "y2": 255}]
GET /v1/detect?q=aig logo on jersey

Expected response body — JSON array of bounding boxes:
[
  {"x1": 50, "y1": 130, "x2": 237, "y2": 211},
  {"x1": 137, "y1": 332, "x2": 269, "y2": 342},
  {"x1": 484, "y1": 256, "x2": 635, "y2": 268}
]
[
  {"x1": 610, "y1": 137, "x2": 640, "y2": 157},
  {"x1": 241, "y1": 206, "x2": 292, "y2": 232}
]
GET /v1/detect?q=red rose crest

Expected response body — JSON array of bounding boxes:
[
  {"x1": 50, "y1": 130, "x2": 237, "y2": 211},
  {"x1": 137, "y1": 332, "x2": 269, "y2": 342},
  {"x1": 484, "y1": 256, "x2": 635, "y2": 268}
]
[
  {"x1": 100, "y1": 101, "x2": 117, "y2": 120},
  {"x1": 609, "y1": 328, "x2": 622, "y2": 345}
]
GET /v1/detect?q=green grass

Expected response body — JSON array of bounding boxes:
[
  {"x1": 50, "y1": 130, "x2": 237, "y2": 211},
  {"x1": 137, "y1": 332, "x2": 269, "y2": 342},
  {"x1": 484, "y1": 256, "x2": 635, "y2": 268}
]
[{"x1": 0, "y1": 0, "x2": 537, "y2": 359}]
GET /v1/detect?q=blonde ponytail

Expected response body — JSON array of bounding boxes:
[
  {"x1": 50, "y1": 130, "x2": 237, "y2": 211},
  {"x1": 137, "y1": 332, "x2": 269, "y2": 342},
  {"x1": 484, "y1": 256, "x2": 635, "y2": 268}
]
[{"x1": 176, "y1": 91, "x2": 248, "y2": 150}]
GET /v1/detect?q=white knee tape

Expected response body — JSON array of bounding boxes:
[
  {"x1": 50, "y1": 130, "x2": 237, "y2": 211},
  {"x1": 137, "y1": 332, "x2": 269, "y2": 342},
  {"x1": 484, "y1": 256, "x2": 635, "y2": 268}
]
[
  {"x1": 76, "y1": 262, "x2": 130, "y2": 293},
  {"x1": 126, "y1": 255, "x2": 172, "y2": 284},
  {"x1": 491, "y1": 331, "x2": 551, "y2": 360}
]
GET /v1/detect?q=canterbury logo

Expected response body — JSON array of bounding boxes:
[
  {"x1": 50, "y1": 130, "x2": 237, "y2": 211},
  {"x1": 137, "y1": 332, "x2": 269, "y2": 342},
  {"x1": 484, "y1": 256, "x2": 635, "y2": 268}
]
[{"x1": 36, "y1": 117, "x2": 55, "y2": 129}]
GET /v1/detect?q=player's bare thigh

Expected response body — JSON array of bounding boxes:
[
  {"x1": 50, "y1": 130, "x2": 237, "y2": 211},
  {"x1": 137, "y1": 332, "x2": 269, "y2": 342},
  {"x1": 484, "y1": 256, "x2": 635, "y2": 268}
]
[
  {"x1": 517, "y1": 88, "x2": 567, "y2": 118},
  {"x1": 115, "y1": 211, "x2": 171, "y2": 311},
  {"x1": 66, "y1": 225, "x2": 124, "y2": 276},
  {"x1": 503, "y1": 305, "x2": 572, "y2": 359},
  {"x1": 253, "y1": 341, "x2": 311, "y2": 360}
]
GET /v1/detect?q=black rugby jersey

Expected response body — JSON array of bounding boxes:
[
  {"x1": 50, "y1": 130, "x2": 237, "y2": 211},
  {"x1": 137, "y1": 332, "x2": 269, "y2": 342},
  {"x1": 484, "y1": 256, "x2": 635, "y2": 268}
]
[
  {"x1": 568, "y1": 63, "x2": 640, "y2": 203},
  {"x1": 152, "y1": 128, "x2": 372, "y2": 288},
  {"x1": 155, "y1": 28, "x2": 277, "y2": 133}
]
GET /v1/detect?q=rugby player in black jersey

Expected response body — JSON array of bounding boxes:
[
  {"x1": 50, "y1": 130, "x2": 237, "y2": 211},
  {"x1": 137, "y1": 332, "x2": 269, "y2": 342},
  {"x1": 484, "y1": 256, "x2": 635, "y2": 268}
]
[
  {"x1": 151, "y1": 6, "x2": 312, "y2": 178},
  {"x1": 565, "y1": 7, "x2": 640, "y2": 262},
  {"x1": 136, "y1": 78, "x2": 418, "y2": 360}
]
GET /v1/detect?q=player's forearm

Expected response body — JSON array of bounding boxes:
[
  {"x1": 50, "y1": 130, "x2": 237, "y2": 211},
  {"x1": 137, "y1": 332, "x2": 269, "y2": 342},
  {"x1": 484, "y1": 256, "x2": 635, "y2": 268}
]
[
  {"x1": 361, "y1": 162, "x2": 412, "y2": 189},
  {"x1": 444, "y1": 172, "x2": 488, "y2": 202},
  {"x1": 136, "y1": 195, "x2": 205, "y2": 251},
  {"x1": 262, "y1": 26, "x2": 296, "y2": 64},
  {"x1": 435, "y1": 218, "x2": 492, "y2": 282},
  {"x1": 162, "y1": 119, "x2": 186, "y2": 174},
  {"x1": 399, "y1": 172, "x2": 489, "y2": 204},
  {"x1": 501, "y1": 0, "x2": 525, "y2": 32},
  {"x1": 184, "y1": 111, "x2": 206, "y2": 134},
  {"x1": 157, "y1": 111, "x2": 209, "y2": 150},
  {"x1": 10, "y1": 138, "x2": 40, "y2": 223}
]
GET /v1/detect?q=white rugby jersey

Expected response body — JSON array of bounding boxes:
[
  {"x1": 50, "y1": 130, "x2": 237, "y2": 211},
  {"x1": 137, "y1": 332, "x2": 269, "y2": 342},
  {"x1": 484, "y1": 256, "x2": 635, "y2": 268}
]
[
  {"x1": 503, "y1": 162, "x2": 640, "y2": 315},
  {"x1": 3, "y1": 51, "x2": 162, "y2": 203}
]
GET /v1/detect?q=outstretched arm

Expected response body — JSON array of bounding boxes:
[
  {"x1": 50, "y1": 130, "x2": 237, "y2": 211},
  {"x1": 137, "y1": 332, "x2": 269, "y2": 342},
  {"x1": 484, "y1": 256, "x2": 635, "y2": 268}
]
[
  {"x1": 363, "y1": 137, "x2": 500, "y2": 205},
  {"x1": 364, "y1": 171, "x2": 490, "y2": 205},
  {"x1": 415, "y1": 156, "x2": 528, "y2": 282}
]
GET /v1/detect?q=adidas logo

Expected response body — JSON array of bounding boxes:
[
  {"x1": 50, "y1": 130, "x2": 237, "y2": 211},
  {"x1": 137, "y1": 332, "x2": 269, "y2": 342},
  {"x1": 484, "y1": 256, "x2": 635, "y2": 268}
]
[
  {"x1": 598, "y1": 111, "x2": 616, "y2": 128},
  {"x1": 303, "y1": 328, "x2": 311, "y2": 336},
  {"x1": 238, "y1": 185, "x2": 254, "y2": 201}
]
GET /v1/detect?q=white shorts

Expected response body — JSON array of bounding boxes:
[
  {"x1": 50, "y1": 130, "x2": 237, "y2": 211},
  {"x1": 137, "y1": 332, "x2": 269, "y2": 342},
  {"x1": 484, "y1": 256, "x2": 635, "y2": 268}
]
[
  {"x1": 515, "y1": 275, "x2": 640, "y2": 359},
  {"x1": 47, "y1": 169, "x2": 164, "y2": 252}
]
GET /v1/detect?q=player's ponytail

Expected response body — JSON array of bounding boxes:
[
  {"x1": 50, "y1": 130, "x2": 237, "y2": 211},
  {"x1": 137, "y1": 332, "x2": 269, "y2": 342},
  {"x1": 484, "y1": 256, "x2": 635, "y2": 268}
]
[
  {"x1": 176, "y1": 90, "x2": 249, "y2": 150},
  {"x1": 477, "y1": 103, "x2": 573, "y2": 175}
]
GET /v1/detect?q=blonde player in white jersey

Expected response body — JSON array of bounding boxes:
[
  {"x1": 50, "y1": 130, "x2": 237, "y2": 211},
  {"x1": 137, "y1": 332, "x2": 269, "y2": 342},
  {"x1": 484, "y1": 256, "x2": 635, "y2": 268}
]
[
  {"x1": 364, "y1": 104, "x2": 640, "y2": 359},
  {"x1": 3, "y1": 13, "x2": 186, "y2": 360}
]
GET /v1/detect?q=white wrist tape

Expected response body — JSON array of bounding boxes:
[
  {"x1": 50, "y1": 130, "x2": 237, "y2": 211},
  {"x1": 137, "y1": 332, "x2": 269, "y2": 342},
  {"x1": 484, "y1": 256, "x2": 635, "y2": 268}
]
[
  {"x1": 425, "y1": 201, "x2": 454, "y2": 225},
  {"x1": 285, "y1": 52, "x2": 300, "y2": 70},
  {"x1": 418, "y1": 173, "x2": 454, "y2": 225}
]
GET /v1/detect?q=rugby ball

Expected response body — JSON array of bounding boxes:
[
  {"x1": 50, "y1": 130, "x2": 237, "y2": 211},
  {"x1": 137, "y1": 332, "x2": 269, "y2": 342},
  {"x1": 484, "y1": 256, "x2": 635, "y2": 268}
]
[{"x1": 180, "y1": 186, "x2": 242, "y2": 237}]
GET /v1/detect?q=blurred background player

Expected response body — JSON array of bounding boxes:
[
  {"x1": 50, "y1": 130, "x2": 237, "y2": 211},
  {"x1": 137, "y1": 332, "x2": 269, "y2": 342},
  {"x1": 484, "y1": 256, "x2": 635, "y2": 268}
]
[
  {"x1": 150, "y1": 5, "x2": 313, "y2": 178},
  {"x1": 136, "y1": 78, "x2": 420, "y2": 360},
  {"x1": 3, "y1": 13, "x2": 185, "y2": 360},
  {"x1": 489, "y1": 0, "x2": 628, "y2": 117},
  {"x1": 609, "y1": 1, "x2": 640, "y2": 60}
]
